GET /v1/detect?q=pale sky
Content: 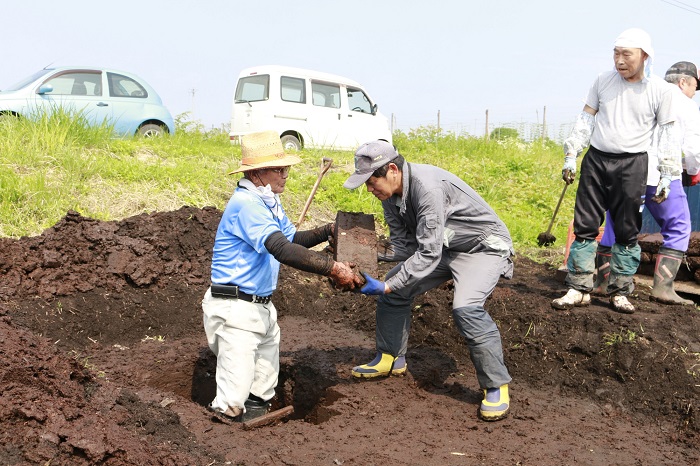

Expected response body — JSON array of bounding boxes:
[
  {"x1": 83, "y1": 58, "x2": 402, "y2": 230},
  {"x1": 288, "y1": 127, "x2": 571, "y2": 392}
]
[{"x1": 2, "y1": 0, "x2": 700, "y2": 139}]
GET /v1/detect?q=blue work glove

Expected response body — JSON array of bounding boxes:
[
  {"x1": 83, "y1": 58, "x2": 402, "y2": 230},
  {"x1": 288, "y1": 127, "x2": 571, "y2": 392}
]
[
  {"x1": 360, "y1": 272, "x2": 386, "y2": 295},
  {"x1": 652, "y1": 176, "x2": 671, "y2": 203},
  {"x1": 562, "y1": 155, "x2": 577, "y2": 185}
]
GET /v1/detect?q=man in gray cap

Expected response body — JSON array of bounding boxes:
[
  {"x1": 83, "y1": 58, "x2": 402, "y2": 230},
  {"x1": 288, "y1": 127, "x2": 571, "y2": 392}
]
[
  {"x1": 553, "y1": 28, "x2": 677, "y2": 314},
  {"x1": 594, "y1": 61, "x2": 700, "y2": 306},
  {"x1": 343, "y1": 140, "x2": 515, "y2": 421}
]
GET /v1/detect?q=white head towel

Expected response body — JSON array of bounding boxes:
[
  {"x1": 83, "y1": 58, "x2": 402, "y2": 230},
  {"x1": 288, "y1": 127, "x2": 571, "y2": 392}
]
[{"x1": 614, "y1": 28, "x2": 654, "y2": 78}]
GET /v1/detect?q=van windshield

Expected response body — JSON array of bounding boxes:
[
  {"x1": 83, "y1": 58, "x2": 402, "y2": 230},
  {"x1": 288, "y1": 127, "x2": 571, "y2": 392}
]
[
  {"x1": 235, "y1": 74, "x2": 269, "y2": 103},
  {"x1": 347, "y1": 87, "x2": 374, "y2": 114}
]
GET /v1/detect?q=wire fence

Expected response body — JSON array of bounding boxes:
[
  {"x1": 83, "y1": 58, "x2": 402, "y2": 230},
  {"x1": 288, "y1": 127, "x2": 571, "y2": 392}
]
[{"x1": 390, "y1": 109, "x2": 577, "y2": 144}]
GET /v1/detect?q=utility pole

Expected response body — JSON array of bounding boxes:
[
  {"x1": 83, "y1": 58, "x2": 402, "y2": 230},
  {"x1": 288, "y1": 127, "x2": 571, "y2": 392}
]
[
  {"x1": 485, "y1": 109, "x2": 489, "y2": 140},
  {"x1": 542, "y1": 105, "x2": 547, "y2": 147},
  {"x1": 190, "y1": 88, "x2": 197, "y2": 117}
]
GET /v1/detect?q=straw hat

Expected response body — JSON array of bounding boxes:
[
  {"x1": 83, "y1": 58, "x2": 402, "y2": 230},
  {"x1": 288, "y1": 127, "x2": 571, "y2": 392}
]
[{"x1": 228, "y1": 131, "x2": 302, "y2": 174}]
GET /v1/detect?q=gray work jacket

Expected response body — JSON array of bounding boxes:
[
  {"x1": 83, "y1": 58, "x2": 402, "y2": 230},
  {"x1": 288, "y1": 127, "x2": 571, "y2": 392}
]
[{"x1": 383, "y1": 162, "x2": 513, "y2": 292}]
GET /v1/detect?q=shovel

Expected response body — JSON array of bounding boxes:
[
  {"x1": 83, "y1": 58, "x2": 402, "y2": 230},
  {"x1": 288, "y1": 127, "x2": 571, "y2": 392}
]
[
  {"x1": 296, "y1": 157, "x2": 333, "y2": 227},
  {"x1": 537, "y1": 182, "x2": 569, "y2": 247}
]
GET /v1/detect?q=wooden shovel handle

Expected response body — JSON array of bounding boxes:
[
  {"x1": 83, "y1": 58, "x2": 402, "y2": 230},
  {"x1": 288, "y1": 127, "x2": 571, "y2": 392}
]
[{"x1": 296, "y1": 158, "x2": 333, "y2": 227}]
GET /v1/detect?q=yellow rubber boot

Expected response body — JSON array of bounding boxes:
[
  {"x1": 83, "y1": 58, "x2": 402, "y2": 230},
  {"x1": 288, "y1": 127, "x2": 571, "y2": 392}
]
[
  {"x1": 478, "y1": 384, "x2": 510, "y2": 421},
  {"x1": 352, "y1": 353, "x2": 407, "y2": 378}
]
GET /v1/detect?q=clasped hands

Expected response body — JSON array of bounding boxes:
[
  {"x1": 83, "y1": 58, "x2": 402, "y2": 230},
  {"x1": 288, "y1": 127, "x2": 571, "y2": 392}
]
[
  {"x1": 328, "y1": 262, "x2": 387, "y2": 295},
  {"x1": 328, "y1": 261, "x2": 365, "y2": 291}
]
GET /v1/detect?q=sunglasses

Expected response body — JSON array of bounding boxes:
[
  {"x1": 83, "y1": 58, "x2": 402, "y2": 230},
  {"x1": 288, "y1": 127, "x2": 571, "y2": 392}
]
[{"x1": 267, "y1": 166, "x2": 291, "y2": 176}]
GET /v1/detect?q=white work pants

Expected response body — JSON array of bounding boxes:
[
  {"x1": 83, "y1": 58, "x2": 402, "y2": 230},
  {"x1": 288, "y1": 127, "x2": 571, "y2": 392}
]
[{"x1": 202, "y1": 288, "x2": 280, "y2": 413}]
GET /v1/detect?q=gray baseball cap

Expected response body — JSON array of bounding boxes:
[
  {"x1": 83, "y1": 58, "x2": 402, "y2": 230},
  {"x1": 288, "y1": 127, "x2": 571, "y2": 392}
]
[
  {"x1": 343, "y1": 140, "x2": 399, "y2": 189},
  {"x1": 665, "y1": 61, "x2": 700, "y2": 90}
]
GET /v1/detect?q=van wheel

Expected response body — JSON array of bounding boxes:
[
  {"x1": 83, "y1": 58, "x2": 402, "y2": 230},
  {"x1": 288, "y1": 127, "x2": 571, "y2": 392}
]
[{"x1": 281, "y1": 135, "x2": 301, "y2": 151}]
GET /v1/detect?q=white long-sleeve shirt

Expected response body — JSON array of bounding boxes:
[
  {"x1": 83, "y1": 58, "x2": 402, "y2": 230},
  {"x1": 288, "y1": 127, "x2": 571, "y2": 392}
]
[{"x1": 647, "y1": 84, "x2": 700, "y2": 185}]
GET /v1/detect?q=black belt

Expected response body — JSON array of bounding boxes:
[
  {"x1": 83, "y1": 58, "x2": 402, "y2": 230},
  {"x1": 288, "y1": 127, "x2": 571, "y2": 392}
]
[{"x1": 210, "y1": 284, "x2": 272, "y2": 304}]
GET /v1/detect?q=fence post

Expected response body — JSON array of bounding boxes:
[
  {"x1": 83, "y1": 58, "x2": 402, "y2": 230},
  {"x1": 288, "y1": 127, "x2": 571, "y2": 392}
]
[
  {"x1": 485, "y1": 109, "x2": 489, "y2": 140},
  {"x1": 542, "y1": 105, "x2": 547, "y2": 147}
]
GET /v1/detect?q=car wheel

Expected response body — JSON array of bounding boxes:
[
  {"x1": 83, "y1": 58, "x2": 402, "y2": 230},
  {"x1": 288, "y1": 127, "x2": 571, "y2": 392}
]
[
  {"x1": 280, "y1": 135, "x2": 301, "y2": 151},
  {"x1": 0, "y1": 113, "x2": 17, "y2": 123},
  {"x1": 138, "y1": 123, "x2": 166, "y2": 137}
]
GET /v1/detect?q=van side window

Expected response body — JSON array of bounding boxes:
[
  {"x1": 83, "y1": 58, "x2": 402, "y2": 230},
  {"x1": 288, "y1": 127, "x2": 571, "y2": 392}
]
[
  {"x1": 311, "y1": 81, "x2": 340, "y2": 109},
  {"x1": 348, "y1": 87, "x2": 373, "y2": 113},
  {"x1": 281, "y1": 76, "x2": 305, "y2": 103},
  {"x1": 235, "y1": 74, "x2": 269, "y2": 103}
]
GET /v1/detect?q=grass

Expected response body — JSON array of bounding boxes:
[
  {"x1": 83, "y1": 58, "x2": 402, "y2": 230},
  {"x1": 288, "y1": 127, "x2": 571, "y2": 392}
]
[
  {"x1": 602, "y1": 328, "x2": 638, "y2": 346},
  {"x1": 0, "y1": 114, "x2": 580, "y2": 263}
]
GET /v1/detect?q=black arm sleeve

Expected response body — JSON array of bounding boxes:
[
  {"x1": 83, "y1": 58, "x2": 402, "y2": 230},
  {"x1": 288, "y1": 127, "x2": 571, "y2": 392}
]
[
  {"x1": 293, "y1": 223, "x2": 333, "y2": 248},
  {"x1": 265, "y1": 231, "x2": 334, "y2": 276}
]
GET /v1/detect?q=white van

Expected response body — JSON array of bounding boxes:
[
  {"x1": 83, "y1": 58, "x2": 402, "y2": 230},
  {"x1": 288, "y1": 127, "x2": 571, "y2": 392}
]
[{"x1": 230, "y1": 65, "x2": 392, "y2": 151}]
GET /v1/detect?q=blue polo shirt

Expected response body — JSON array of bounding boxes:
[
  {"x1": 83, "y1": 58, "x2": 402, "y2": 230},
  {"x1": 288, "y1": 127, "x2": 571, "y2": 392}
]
[{"x1": 211, "y1": 187, "x2": 296, "y2": 296}]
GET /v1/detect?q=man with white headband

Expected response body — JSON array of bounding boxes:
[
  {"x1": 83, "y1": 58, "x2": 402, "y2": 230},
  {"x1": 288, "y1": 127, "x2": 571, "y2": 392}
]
[
  {"x1": 552, "y1": 28, "x2": 677, "y2": 314},
  {"x1": 594, "y1": 61, "x2": 700, "y2": 307}
]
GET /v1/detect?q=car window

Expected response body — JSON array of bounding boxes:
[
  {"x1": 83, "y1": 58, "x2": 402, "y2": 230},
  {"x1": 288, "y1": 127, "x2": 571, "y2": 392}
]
[
  {"x1": 43, "y1": 71, "x2": 102, "y2": 96},
  {"x1": 281, "y1": 76, "x2": 305, "y2": 103},
  {"x1": 108, "y1": 72, "x2": 148, "y2": 98},
  {"x1": 311, "y1": 81, "x2": 340, "y2": 108},
  {"x1": 235, "y1": 74, "x2": 269, "y2": 103},
  {"x1": 348, "y1": 87, "x2": 372, "y2": 113}
]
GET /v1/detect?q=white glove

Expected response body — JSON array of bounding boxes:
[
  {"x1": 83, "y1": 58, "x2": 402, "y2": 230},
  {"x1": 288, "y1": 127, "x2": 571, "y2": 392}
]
[
  {"x1": 653, "y1": 176, "x2": 671, "y2": 203},
  {"x1": 562, "y1": 155, "x2": 577, "y2": 184}
]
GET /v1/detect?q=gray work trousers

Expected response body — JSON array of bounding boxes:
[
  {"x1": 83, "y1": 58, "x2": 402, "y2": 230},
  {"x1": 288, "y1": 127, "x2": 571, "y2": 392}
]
[{"x1": 376, "y1": 250, "x2": 512, "y2": 389}]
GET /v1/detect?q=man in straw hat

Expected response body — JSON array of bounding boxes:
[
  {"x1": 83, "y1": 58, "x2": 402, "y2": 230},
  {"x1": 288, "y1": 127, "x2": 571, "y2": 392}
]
[
  {"x1": 594, "y1": 61, "x2": 700, "y2": 307},
  {"x1": 203, "y1": 130, "x2": 362, "y2": 423},
  {"x1": 553, "y1": 28, "x2": 677, "y2": 314},
  {"x1": 343, "y1": 140, "x2": 515, "y2": 421}
]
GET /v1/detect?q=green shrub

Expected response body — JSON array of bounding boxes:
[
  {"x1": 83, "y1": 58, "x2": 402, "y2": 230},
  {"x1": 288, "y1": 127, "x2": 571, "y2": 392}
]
[{"x1": 490, "y1": 127, "x2": 520, "y2": 141}]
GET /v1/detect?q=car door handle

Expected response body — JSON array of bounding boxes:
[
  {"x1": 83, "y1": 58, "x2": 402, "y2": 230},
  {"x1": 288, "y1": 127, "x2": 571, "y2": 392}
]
[{"x1": 97, "y1": 102, "x2": 109, "y2": 107}]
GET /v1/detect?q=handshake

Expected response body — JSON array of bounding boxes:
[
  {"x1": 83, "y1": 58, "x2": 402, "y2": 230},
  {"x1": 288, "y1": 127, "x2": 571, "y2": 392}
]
[{"x1": 328, "y1": 262, "x2": 387, "y2": 295}]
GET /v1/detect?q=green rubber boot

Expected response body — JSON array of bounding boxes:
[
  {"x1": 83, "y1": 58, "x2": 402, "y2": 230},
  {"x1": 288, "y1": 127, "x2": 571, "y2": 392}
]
[{"x1": 650, "y1": 247, "x2": 694, "y2": 306}]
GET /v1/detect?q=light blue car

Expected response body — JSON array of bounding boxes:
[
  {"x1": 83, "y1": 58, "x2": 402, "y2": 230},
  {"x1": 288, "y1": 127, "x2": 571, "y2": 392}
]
[{"x1": 0, "y1": 66, "x2": 174, "y2": 137}]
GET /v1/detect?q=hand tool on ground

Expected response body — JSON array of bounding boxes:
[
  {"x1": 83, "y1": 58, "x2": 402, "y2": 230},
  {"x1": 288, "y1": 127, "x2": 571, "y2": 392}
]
[
  {"x1": 296, "y1": 157, "x2": 333, "y2": 227},
  {"x1": 537, "y1": 182, "x2": 569, "y2": 247},
  {"x1": 242, "y1": 405, "x2": 294, "y2": 430}
]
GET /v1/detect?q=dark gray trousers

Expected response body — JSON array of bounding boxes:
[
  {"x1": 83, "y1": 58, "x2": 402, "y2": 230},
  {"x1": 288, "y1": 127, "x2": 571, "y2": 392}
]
[{"x1": 375, "y1": 250, "x2": 512, "y2": 388}]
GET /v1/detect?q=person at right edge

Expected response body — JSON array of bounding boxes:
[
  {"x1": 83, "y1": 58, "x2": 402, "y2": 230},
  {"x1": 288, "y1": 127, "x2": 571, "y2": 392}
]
[
  {"x1": 343, "y1": 140, "x2": 514, "y2": 422},
  {"x1": 552, "y1": 28, "x2": 678, "y2": 314},
  {"x1": 593, "y1": 61, "x2": 700, "y2": 307}
]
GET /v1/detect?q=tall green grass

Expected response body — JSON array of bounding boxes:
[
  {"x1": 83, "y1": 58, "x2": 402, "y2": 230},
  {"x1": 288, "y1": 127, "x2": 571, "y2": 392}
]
[{"x1": 0, "y1": 116, "x2": 578, "y2": 262}]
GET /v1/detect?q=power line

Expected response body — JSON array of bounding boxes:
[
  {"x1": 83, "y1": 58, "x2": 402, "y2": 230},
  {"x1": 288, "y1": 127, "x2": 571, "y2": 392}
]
[{"x1": 661, "y1": 0, "x2": 700, "y2": 15}]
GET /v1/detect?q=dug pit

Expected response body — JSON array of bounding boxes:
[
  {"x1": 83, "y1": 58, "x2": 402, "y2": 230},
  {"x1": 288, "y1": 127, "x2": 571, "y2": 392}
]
[{"x1": 191, "y1": 348, "x2": 343, "y2": 425}]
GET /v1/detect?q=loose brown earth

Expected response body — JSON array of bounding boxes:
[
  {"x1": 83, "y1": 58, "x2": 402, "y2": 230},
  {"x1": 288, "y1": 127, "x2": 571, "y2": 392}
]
[{"x1": 1, "y1": 206, "x2": 699, "y2": 466}]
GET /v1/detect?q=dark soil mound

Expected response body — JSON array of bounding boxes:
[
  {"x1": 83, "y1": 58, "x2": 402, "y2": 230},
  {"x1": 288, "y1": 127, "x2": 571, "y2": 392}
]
[{"x1": 1, "y1": 206, "x2": 699, "y2": 465}]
